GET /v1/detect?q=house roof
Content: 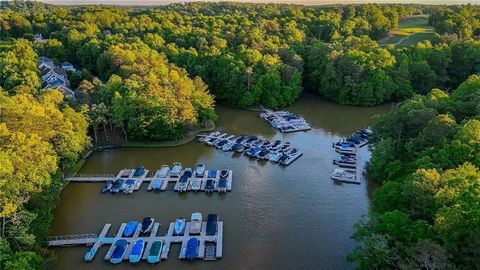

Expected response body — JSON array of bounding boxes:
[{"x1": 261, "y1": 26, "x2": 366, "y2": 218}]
[
  {"x1": 39, "y1": 56, "x2": 53, "y2": 64},
  {"x1": 62, "y1": 62, "x2": 73, "y2": 67}
]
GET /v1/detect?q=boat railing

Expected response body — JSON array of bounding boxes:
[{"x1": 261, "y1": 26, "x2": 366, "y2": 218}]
[
  {"x1": 47, "y1": 234, "x2": 98, "y2": 246},
  {"x1": 73, "y1": 173, "x2": 116, "y2": 178}
]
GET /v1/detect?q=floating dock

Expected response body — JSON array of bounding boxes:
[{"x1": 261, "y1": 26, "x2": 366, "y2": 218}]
[
  {"x1": 199, "y1": 131, "x2": 303, "y2": 166},
  {"x1": 260, "y1": 109, "x2": 311, "y2": 133},
  {"x1": 48, "y1": 218, "x2": 224, "y2": 263},
  {"x1": 64, "y1": 167, "x2": 233, "y2": 194}
]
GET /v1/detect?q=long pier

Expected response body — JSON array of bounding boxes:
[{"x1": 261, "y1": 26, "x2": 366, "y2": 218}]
[
  {"x1": 49, "y1": 218, "x2": 224, "y2": 263},
  {"x1": 64, "y1": 167, "x2": 233, "y2": 194}
]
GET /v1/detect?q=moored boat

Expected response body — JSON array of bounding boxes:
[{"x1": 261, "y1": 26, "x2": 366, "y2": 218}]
[
  {"x1": 173, "y1": 218, "x2": 186, "y2": 236},
  {"x1": 147, "y1": 240, "x2": 163, "y2": 264},
  {"x1": 123, "y1": 221, "x2": 139, "y2": 237},
  {"x1": 185, "y1": 238, "x2": 199, "y2": 261},
  {"x1": 109, "y1": 239, "x2": 128, "y2": 264},
  {"x1": 205, "y1": 179, "x2": 214, "y2": 193},
  {"x1": 178, "y1": 168, "x2": 192, "y2": 192},
  {"x1": 111, "y1": 179, "x2": 124, "y2": 193},
  {"x1": 206, "y1": 214, "x2": 218, "y2": 235},
  {"x1": 170, "y1": 162, "x2": 182, "y2": 177},
  {"x1": 195, "y1": 164, "x2": 206, "y2": 178},
  {"x1": 122, "y1": 179, "x2": 136, "y2": 194},
  {"x1": 101, "y1": 180, "x2": 112, "y2": 193},
  {"x1": 129, "y1": 239, "x2": 145, "y2": 263},
  {"x1": 190, "y1": 212, "x2": 202, "y2": 235},
  {"x1": 218, "y1": 178, "x2": 227, "y2": 193},
  {"x1": 84, "y1": 247, "x2": 96, "y2": 262},
  {"x1": 220, "y1": 168, "x2": 229, "y2": 178},
  {"x1": 150, "y1": 179, "x2": 163, "y2": 191},
  {"x1": 141, "y1": 217, "x2": 154, "y2": 234},
  {"x1": 157, "y1": 165, "x2": 170, "y2": 178},
  {"x1": 207, "y1": 170, "x2": 217, "y2": 178},
  {"x1": 331, "y1": 168, "x2": 357, "y2": 182},
  {"x1": 133, "y1": 165, "x2": 145, "y2": 177},
  {"x1": 191, "y1": 180, "x2": 201, "y2": 191}
]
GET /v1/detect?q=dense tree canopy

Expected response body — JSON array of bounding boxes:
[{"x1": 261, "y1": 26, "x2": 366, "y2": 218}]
[
  {"x1": 350, "y1": 75, "x2": 480, "y2": 269},
  {"x1": 1, "y1": 2, "x2": 480, "y2": 269}
]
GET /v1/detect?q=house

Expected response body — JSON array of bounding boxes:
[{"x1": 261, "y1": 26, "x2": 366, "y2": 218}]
[
  {"x1": 39, "y1": 56, "x2": 54, "y2": 70},
  {"x1": 42, "y1": 81, "x2": 75, "y2": 99},
  {"x1": 41, "y1": 67, "x2": 69, "y2": 87},
  {"x1": 61, "y1": 62, "x2": 76, "y2": 72},
  {"x1": 38, "y1": 56, "x2": 75, "y2": 99}
]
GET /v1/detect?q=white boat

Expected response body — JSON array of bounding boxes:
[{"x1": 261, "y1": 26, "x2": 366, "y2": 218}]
[
  {"x1": 195, "y1": 164, "x2": 206, "y2": 178},
  {"x1": 191, "y1": 180, "x2": 202, "y2": 191},
  {"x1": 189, "y1": 212, "x2": 202, "y2": 234},
  {"x1": 157, "y1": 165, "x2": 170, "y2": 178},
  {"x1": 170, "y1": 162, "x2": 182, "y2": 177},
  {"x1": 268, "y1": 151, "x2": 282, "y2": 162},
  {"x1": 331, "y1": 168, "x2": 357, "y2": 181}
]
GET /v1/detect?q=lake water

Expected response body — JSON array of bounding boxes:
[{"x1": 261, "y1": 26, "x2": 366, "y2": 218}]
[{"x1": 50, "y1": 93, "x2": 391, "y2": 270}]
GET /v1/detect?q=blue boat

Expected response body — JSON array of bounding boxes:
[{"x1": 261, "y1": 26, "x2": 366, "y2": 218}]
[
  {"x1": 151, "y1": 179, "x2": 163, "y2": 191},
  {"x1": 205, "y1": 179, "x2": 214, "y2": 193},
  {"x1": 101, "y1": 180, "x2": 112, "y2": 193},
  {"x1": 129, "y1": 239, "x2": 145, "y2": 263},
  {"x1": 122, "y1": 179, "x2": 136, "y2": 194},
  {"x1": 207, "y1": 170, "x2": 217, "y2": 178},
  {"x1": 133, "y1": 165, "x2": 145, "y2": 177},
  {"x1": 111, "y1": 179, "x2": 124, "y2": 193},
  {"x1": 147, "y1": 240, "x2": 163, "y2": 264},
  {"x1": 186, "y1": 238, "x2": 199, "y2": 261},
  {"x1": 173, "y1": 218, "x2": 186, "y2": 236},
  {"x1": 123, "y1": 221, "x2": 139, "y2": 237},
  {"x1": 218, "y1": 178, "x2": 227, "y2": 193},
  {"x1": 84, "y1": 247, "x2": 96, "y2": 262},
  {"x1": 110, "y1": 239, "x2": 128, "y2": 264}
]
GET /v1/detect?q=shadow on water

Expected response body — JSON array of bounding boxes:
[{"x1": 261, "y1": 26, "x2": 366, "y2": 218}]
[{"x1": 51, "y1": 94, "x2": 391, "y2": 270}]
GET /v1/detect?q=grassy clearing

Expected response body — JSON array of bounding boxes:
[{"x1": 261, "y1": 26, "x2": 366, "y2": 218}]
[{"x1": 379, "y1": 15, "x2": 436, "y2": 47}]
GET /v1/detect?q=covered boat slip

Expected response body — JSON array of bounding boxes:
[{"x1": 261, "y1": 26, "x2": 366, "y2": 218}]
[
  {"x1": 63, "y1": 166, "x2": 233, "y2": 194},
  {"x1": 330, "y1": 130, "x2": 370, "y2": 185},
  {"x1": 49, "y1": 219, "x2": 223, "y2": 264},
  {"x1": 260, "y1": 109, "x2": 311, "y2": 133}
]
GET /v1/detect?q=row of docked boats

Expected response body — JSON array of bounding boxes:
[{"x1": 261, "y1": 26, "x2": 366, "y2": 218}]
[
  {"x1": 152, "y1": 163, "x2": 230, "y2": 193},
  {"x1": 260, "y1": 109, "x2": 311, "y2": 133},
  {"x1": 172, "y1": 212, "x2": 218, "y2": 236},
  {"x1": 102, "y1": 165, "x2": 146, "y2": 194},
  {"x1": 100, "y1": 164, "x2": 231, "y2": 194},
  {"x1": 330, "y1": 129, "x2": 372, "y2": 184},
  {"x1": 198, "y1": 131, "x2": 303, "y2": 166},
  {"x1": 103, "y1": 213, "x2": 219, "y2": 264}
]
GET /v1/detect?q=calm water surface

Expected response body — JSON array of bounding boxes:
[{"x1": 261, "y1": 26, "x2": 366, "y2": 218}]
[{"x1": 51, "y1": 93, "x2": 391, "y2": 270}]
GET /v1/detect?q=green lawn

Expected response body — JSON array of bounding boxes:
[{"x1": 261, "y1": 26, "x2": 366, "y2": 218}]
[{"x1": 379, "y1": 15, "x2": 436, "y2": 47}]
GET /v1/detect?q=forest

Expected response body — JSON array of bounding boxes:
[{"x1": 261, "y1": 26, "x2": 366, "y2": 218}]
[{"x1": 1, "y1": 1, "x2": 480, "y2": 269}]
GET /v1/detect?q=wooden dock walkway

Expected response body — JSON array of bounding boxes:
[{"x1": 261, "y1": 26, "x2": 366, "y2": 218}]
[
  {"x1": 48, "y1": 218, "x2": 224, "y2": 264},
  {"x1": 64, "y1": 167, "x2": 233, "y2": 194}
]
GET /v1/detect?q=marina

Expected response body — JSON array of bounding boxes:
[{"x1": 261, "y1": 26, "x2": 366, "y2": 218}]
[
  {"x1": 48, "y1": 214, "x2": 224, "y2": 264},
  {"x1": 330, "y1": 129, "x2": 373, "y2": 184},
  {"x1": 65, "y1": 164, "x2": 233, "y2": 194},
  {"x1": 198, "y1": 131, "x2": 303, "y2": 166},
  {"x1": 260, "y1": 109, "x2": 311, "y2": 133},
  {"x1": 50, "y1": 97, "x2": 391, "y2": 270}
]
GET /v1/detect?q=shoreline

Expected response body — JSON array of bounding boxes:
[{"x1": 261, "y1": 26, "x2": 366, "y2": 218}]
[{"x1": 64, "y1": 123, "x2": 215, "y2": 178}]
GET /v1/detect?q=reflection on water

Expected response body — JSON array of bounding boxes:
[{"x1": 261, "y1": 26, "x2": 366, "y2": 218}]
[{"x1": 51, "y1": 93, "x2": 391, "y2": 270}]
